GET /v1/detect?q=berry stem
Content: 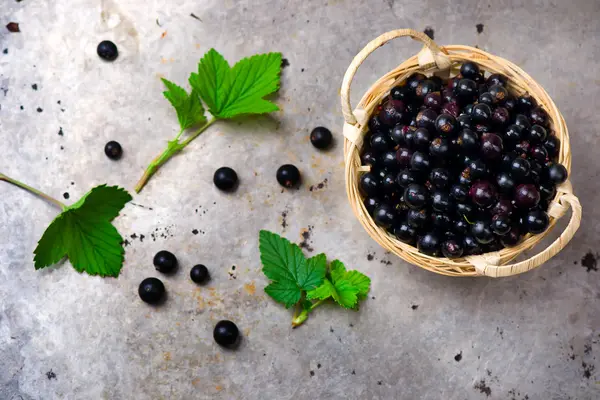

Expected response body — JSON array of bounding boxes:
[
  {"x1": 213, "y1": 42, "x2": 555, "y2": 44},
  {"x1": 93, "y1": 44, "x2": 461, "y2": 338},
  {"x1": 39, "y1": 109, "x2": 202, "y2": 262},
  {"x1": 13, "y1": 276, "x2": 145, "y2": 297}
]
[
  {"x1": 134, "y1": 119, "x2": 216, "y2": 193},
  {"x1": 291, "y1": 299, "x2": 326, "y2": 328},
  {"x1": 0, "y1": 172, "x2": 67, "y2": 210}
]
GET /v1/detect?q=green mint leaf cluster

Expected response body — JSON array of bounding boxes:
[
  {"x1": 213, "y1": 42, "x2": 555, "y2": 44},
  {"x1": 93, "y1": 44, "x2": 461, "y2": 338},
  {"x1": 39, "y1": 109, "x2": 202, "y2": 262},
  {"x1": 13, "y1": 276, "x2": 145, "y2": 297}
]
[
  {"x1": 33, "y1": 185, "x2": 132, "y2": 277},
  {"x1": 259, "y1": 230, "x2": 371, "y2": 327},
  {"x1": 136, "y1": 48, "x2": 282, "y2": 193}
]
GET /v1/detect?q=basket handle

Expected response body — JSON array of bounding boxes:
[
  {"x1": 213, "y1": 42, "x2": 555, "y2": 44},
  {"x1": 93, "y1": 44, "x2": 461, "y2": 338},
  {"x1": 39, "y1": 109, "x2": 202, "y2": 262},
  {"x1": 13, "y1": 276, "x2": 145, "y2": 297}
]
[
  {"x1": 340, "y1": 29, "x2": 452, "y2": 127},
  {"x1": 467, "y1": 185, "x2": 582, "y2": 277}
]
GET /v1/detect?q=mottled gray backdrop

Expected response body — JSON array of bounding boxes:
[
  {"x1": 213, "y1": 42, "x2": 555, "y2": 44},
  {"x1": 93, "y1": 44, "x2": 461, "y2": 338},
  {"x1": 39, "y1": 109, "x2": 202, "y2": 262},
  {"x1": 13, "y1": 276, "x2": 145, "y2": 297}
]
[{"x1": 1, "y1": 0, "x2": 599, "y2": 399}]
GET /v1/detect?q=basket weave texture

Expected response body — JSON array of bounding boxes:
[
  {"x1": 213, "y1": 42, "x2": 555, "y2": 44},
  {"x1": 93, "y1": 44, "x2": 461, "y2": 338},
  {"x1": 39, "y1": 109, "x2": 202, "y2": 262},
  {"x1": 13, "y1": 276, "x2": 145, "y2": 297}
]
[{"x1": 340, "y1": 29, "x2": 582, "y2": 277}]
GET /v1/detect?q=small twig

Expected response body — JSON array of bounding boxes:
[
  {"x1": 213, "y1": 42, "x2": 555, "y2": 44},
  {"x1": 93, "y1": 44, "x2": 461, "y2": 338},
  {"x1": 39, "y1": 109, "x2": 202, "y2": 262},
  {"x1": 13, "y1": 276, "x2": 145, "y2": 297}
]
[{"x1": 190, "y1": 13, "x2": 202, "y2": 21}]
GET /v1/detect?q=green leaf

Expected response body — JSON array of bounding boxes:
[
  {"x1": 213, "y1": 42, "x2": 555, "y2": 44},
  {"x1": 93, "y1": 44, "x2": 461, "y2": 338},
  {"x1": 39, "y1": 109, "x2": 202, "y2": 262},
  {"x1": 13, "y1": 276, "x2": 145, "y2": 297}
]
[
  {"x1": 307, "y1": 277, "x2": 359, "y2": 309},
  {"x1": 258, "y1": 230, "x2": 326, "y2": 308},
  {"x1": 330, "y1": 259, "x2": 347, "y2": 283},
  {"x1": 161, "y1": 78, "x2": 206, "y2": 130},
  {"x1": 190, "y1": 49, "x2": 281, "y2": 119},
  {"x1": 33, "y1": 185, "x2": 132, "y2": 277},
  {"x1": 329, "y1": 259, "x2": 371, "y2": 302}
]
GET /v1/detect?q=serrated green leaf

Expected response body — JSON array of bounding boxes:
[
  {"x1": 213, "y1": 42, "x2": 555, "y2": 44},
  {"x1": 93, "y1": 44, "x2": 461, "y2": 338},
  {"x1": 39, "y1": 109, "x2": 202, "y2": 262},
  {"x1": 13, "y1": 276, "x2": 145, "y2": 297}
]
[
  {"x1": 190, "y1": 49, "x2": 281, "y2": 119},
  {"x1": 344, "y1": 270, "x2": 371, "y2": 299},
  {"x1": 264, "y1": 281, "x2": 301, "y2": 309},
  {"x1": 306, "y1": 278, "x2": 335, "y2": 301},
  {"x1": 259, "y1": 231, "x2": 326, "y2": 307},
  {"x1": 307, "y1": 277, "x2": 359, "y2": 309},
  {"x1": 161, "y1": 78, "x2": 206, "y2": 130},
  {"x1": 33, "y1": 185, "x2": 132, "y2": 277},
  {"x1": 330, "y1": 259, "x2": 347, "y2": 283}
]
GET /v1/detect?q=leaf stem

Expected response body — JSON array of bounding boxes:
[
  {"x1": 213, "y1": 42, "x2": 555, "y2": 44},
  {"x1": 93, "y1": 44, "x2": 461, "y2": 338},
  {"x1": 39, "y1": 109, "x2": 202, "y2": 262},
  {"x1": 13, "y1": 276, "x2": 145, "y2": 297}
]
[
  {"x1": 0, "y1": 172, "x2": 67, "y2": 210},
  {"x1": 291, "y1": 299, "x2": 326, "y2": 328},
  {"x1": 134, "y1": 119, "x2": 216, "y2": 193}
]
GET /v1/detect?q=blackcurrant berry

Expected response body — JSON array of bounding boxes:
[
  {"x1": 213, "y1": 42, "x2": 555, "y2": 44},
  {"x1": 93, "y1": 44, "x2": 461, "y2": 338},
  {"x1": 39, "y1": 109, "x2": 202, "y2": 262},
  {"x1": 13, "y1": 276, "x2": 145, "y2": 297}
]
[
  {"x1": 516, "y1": 93, "x2": 537, "y2": 114},
  {"x1": 214, "y1": 320, "x2": 240, "y2": 347},
  {"x1": 371, "y1": 132, "x2": 392, "y2": 153},
  {"x1": 410, "y1": 151, "x2": 431, "y2": 172},
  {"x1": 104, "y1": 141, "x2": 123, "y2": 160},
  {"x1": 460, "y1": 62, "x2": 480, "y2": 79},
  {"x1": 491, "y1": 214, "x2": 512, "y2": 236},
  {"x1": 310, "y1": 127, "x2": 333, "y2": 149},
  {"x1": 496, "y1": 172, "x2": 515, "y2": 194},
  {"x1": 471, "y1": 103, "x2": 492, "y2": 124},
  {"x1": 360, "y1": 172, "x2": 381, "y2": 196},
  {"x1": 391, "y1": 85, "x2": 413, "y2": 102},
  {"x1": 529, "y1": 107, "x2": 549, "y2": 127},
  {"x1": 416, "y1": 108, "x2": 438, "y2": 131},
  {"x1": 469, "y1": 180, "x2": 497, "y2": 208},
  {"x1": 97, "y1": 40, "x2": 119, "y2": 61},
  {"x1": 404, "y1": 183, "x2": 429, "y2": 210},
  {"x1": 417, "y1": 232, "x2": 441, "y2": 256},
  {"x1": 373, "y1": 204, "x2": 397, "y2": 228},
  {"x1": 214, "y1": 167, "x2": 239, "y2": 191},
  {"x1": 442, "y1": 239, "x2": 464, "y2": 258},
  {"x1": 138, "y1": 277, "x2": 165, "y2": 304},
  {"x1": 543, "y1": 135, "x2": 560, "y2": 159},
  {"x1": 276, "y1": 164, "x2": 301, "y2": 188},
  {"x1": 487, "y1": 73, "x2": 508, "y2": 87},
  {"x1": 545, "y1": 163, "x2": 568, "y2": 184},
  {"x1": 435, "y1": 113, "x2": 458, "y2": 137},
  {"x1": 514, "y1": 184, "x2": 540, "y2": 209},
  {"x1": 528, "y1": 125, "x2": 547, "y2": 143},
  {"x1": 471, "y1": 219, "x2": 494, "y2": 244},
  {"x1": 524, "y1": 209, "x2": 549, "y2": 234},
  {"x1": 190, "y1": 264, "x2": 210, "y2": 284},
  {"x1": 430, "y1": 168, "x2": 451, "y2": 189},
  {"x1": 394, "y1": 222, "x2": 417, "y2": 244},
  {"x1": 488, "y1": 84, "x2": 508, "y2": 105},
  {"x1": 153, "y1": 250, "x2": 178, "y2": 273},
  {"x1": 396, "y1": 147, "x2": 413, "y2": 168},
  {"x1": 364, "y1": 197, "x2": 381, "y2": 215}
]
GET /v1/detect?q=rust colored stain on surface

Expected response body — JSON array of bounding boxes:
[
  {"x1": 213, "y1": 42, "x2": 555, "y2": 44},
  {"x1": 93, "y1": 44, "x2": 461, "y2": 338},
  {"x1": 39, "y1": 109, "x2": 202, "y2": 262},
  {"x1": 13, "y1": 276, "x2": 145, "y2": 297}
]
[{"x1": 244, "y1": 281, "x2": 256, "y2": 295}]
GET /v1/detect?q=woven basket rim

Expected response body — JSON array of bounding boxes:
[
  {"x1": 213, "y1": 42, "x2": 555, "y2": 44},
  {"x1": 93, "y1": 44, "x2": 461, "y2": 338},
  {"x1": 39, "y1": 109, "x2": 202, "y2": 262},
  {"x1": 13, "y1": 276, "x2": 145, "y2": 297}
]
[{"x1": 340, "y1": 29, "x2": 581, "y2": 278}]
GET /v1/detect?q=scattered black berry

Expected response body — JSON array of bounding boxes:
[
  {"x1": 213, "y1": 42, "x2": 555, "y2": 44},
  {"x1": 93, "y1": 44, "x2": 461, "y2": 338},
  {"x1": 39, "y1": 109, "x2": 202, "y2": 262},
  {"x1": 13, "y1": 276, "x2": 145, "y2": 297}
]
[
  {"x1": 214, "y1": 320, "x2": 240, "y2": 347},
  {"x1": 190, "y1": 264, "x2": 210, "y2": 284},
  {"x1": 104, "y1": 141, "x2": 123, "y2": 160},
  {"x1": 310, "y1": 127, "x2": 332, "y2": 149},
  {"x1": 138, "y1": 277, "x2": 165, "y2": 304},
  {"x1": 97, "y1": 40, "x2": 119, "y2": 61},
  {"x1": 214, "y1": 167, "x2": 238, "y2": 191},
  {"x1": 153, "y1": 250, "x2": 178, "y2": 273}
]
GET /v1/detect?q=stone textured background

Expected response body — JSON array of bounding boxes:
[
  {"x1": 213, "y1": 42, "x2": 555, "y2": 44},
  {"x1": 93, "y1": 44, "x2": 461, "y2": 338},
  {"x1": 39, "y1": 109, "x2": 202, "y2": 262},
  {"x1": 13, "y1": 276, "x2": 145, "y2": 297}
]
[{"x1": 1, "y1": 0, "x2": 599, "y2": 399}]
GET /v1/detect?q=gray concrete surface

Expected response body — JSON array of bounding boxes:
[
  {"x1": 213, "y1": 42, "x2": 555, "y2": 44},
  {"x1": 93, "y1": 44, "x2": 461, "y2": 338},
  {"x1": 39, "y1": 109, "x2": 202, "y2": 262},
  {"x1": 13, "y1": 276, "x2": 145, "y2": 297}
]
[{"x1": 1, "y1": 0, "x2": 599, "y2": 399}]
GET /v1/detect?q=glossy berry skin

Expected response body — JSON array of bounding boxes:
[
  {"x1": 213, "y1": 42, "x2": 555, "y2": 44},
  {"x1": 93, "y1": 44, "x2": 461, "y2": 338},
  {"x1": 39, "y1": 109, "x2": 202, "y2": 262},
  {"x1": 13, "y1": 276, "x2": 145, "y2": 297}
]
[
  {"x1": 371, "y1": 132, "x2": 392, "y2": 153},
  {"x1": 378, "y1": 99, "x2": 406, "y2": 126},
  {"x1": 416, "y1": 109, "x2": 438, "y2": 131},
  {"x1": 460, "y1": 62, "x2": 480, "y2": 79},
  {"x1": 415, "y1": 80, "x2": 437, "y2": 100},
  {"x1": 516, "y1": 94, "x2": 537, "y2": 114},
  {"x1": 381, "y1": 173, "x2": 397, "y2": 194},
  {"x1": 491, "y1": 198, "x2": 513, "y2": 216},
  {"x1": 430, "y1": 168, "x2": 451, "y2": 189},
  {"x1": 529, "y1": 107, "x2": 549, "y2": 127},
  {"x1": 481, "y1": 133, "x2": 503, "y2": 161},
  {"x1": 214, "y1": 320, "x2": 240, "y2": 347},
  {"x1": 471, "y1": 220, "x2": 494, "y2": 244},
  {"x1": 413, "y1": 128, "x2": 432, "y2": 150},
  {"x1": 423, "y1": 92, "x2": 442, "y2": 110},
  {"x1": 97, "y1": 40, "x2": 119, "y2": 61},
  {"x1": 539, "y1": 181, "x2": 557, "y2": 200},
  {"x1": 214, "y1": 167, "x2": 238, "y2": 191},
  {"x1": 471, "y1": 103, "x2": 492, "y2": 124},
  {"x1": 404, "y1": 183, "x2": 429, "y2": 210},
  {"x1": 496, "y1": 172, "x2": 516, "y2": 194},
  {"x1": 514, "y1": 184, "x2": 540, "y2": 209},
  {"x1": 138, "y1": 278, "x2": 165, "y2": 304},
  {"x1": 491, "y1": 214, "x2": 512, "y2": 236},
  {"x1": 478, "y1": 92, "x2": 494, "y2": 106},
  {"x1": 396, "y1": 147, "x2": 413, "y2": 168},
  {"x1": 369, "y1": 116, "x2": 385, "y2": 134},
  {"x1": 310, "y1": 127, "x2": 333, "y2": 149},
  {"x1": 153, "y1": 250, "x2": 178, "y2": 273},
  {"x1": 470, "y1": 180, "x2": 497, "y2": 208},
  {"x1": 410, "y1": 151, "x2": 431, "y2": 172},
  {"x1": 442, "y1": 239, "x2": 464, "y2": 258},
  {"x1": 390, "y1": 124, "x2": 407, "y2": 145},
  {"x1": 406, "y1": 73, "x2": 427, "y2": 92},
  {"x1": 545, "y1": 163, "x2": 568, "y2": 184},
  {"x1": 361, "y1": 151, "x2": 378, "y2": 167},
  {"x1": 504, "y1": 125, "x2": 523, "y2": 148},
  {"x1": 104, "y1": 141, "x2": 123, "y2": 160},
  {"x1": 360, "y1": 173, "x2": 381, "y2": 196},
  {"x1": 508, "y1": 158, "x2": 531, "y2": 181},
  {"x1": 487, "y1": 73, "x2": 508, "y2": 87},
  {"x1": 429, "y1": 137, "x2": 450, "y2": 159},
  {"x1": 391, "y1": 85, "x2": 413, "y2": 102},
  {"x1": 276, "y1": 164, "x2": 301, "y2": 188},
  {"x1": 394, "y1": 222, "x2": 417, "y2": 244},
  {"x1": 488, "y1": 84, "x2": 508, "y2": 105},
  {"x1": 396, "y1": 169, "x2": 419, "y2": 187},
  {"x1": 459, "y1": 168, "x2": 473, "y2": 187},
  {"x1": 190, "y1": 264, "x2": 210, "y2": 284},
  {"x1": 528, "y1": 125, "x2": 547, "y2": 143},
  {"x1": 463, "y1": 235, "x2": 482, "y2": 255},
  {"x1": 456, "y1": 202, "x2": 475, "y2": 219},
  {"x1": 529, "y1": 145, "x2": 548, "y2": 163},
  {"x1": 456, "y1": 79, "x2": 478, "y2": 100},
  {"x1": 432, "y1": 191, "x2": 454, "y2": 213},
  {"x1": 450, "y1": 184, "x2": 469, "y2": 202},
  {"x1": 454, "y1": 219, "x2": 470, "y2": 235},
  {"x1": 514, "y1": 141, "x2": 530, "y2": 158},
  {"x1": 417, "y1": 232, "x2": 441, "y2": 256},
  {"x1": 492, "y1": 107, "x2": 510, "y2": 127},
  {"x1": 503, "y1": 96, "x2": 516, "y2": 112},
  {"x1": 543, "y1": 136, "x2": 560, "y2": 159},
  {"x1": 431, "y1": 212, "x2": 452, "y2": 231},
  {"x1": 373, "y1": 204, "x2": 397, "y2": 228},
  {"x1": 435, "y1": 113, "x2": 458, "y2": 137},
  {"x1": 468, "y1": 159, "x2": 488, "y2": 180},
  {"x1": 525, "y1": 209, "x2": 549, "y2": 234},
  {"x1": 441, "y1": 101, "x2": 460, "y2": 117},
  {"x1": 407, "y1": 208, "x2": 429, "y2": 230},
  {"x1": 457, "y1": 115, "x2": 474, "y2": 129},
  {"x1": 457, "y1": 128, "x2": 479, "y2": 154},
  {"x1": 364, "y1": 197, "x2": 381, "y2": 215},
  {"x1": 514, "y1": 114, "x2": 532, "y2": 131},
  {"x1": 501, "y1": 228, "x2": 521, "y2": 247}
]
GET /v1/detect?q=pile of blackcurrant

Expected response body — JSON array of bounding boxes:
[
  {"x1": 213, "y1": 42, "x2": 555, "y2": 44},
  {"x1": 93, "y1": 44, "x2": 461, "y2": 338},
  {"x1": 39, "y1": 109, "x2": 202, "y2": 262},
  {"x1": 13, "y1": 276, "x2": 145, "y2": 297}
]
[{"x1": 359, "y1": 62, "x2": 568, "y2": 258}]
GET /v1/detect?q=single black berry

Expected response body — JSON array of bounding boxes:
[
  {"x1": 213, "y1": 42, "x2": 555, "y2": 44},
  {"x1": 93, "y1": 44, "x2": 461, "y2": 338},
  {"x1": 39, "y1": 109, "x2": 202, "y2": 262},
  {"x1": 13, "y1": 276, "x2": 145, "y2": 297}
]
[
  {"x1": 214, "y1": 320, "x2": 240, "y2": 347},
  {"x1": 276, "y1": 164, "x2": 301, "y2": 188},
  {"x1": 360, "y1": 172, "x2": 381, "y2": 196},
  {"x1": 460, "y1": 62, "x2": 480, "y2": 79},
  {"x1": 310, "y1": 127, "x2": 332, "y2": 149},
  {"x1": 394, "y1": 222, "x2": 417, "y2": 244},
  {"x1": 153, "y1": 250, "x2": 178, "y2": 273},
  {"x1": 442, "y1": 239, "x2": 464, "y2": 258},
  {"x1": 104, "y1": 141, "x2": 123, "y2": 160},
  {"x1": 97, "y1": 40, "x2": 119, "y2": 61},
  {"x1": 190, "y1": 264, "x2": 210, "y2": 284},
  {"x1": 545, "y1": 163, "x2": 568, "y2": 184},
  {"x1": 524, "y1": 209, "x2": 549, "y2": 234},
  {"x1": 214, "y1": 167, "x2": 239, "y2": 191},
  {"x1": 138, "y1": 277, "x2": 165, "y2": 304},
  {"x1": 417, "y1": 232, "x2": 441, "y2": 256},
  {"x1": 373, "y1": 204, "x2": 397, "y2": 228},
  {"x1": 404, "y1": 183, "x2": 429, "y2": 210}
]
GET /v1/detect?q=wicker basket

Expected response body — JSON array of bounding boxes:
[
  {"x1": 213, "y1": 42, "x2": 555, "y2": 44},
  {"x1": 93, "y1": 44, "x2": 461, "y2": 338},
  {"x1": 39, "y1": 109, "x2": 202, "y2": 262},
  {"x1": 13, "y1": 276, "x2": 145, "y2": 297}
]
[{"x1": 340, "y1": 29, "x2": 582, "y2": 277}]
